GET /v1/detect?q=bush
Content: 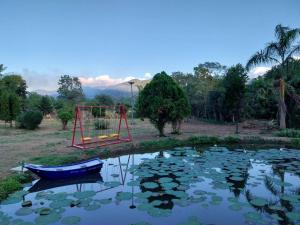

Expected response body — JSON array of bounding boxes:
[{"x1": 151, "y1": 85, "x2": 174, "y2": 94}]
[
  {"x1": 94, "y1": 120, "x2": 110, "y2": 130},
  {"x1": 275, "y1": 129, "x2": 300, "y2": 138},
  {"x1": 17, "y1": 110, "x2": 43, "y2": 130},
  {"x1": 58, "y1": 111, "x2": 73, "y2": 130}
]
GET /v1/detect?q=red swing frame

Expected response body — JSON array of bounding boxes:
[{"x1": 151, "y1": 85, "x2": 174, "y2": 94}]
[{"x1": 71, "y1": 105, "x2": 132, "y2": 150}]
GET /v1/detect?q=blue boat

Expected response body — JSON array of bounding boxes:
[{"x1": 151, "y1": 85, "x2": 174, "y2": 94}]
[{"x1": 25, "y1": 158, "x2": 103, "y2": 179}]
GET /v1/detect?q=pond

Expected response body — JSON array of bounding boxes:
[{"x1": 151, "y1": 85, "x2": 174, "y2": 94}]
[{"x1": 1, "y1": 146, "x2": 300, "y2": 225}]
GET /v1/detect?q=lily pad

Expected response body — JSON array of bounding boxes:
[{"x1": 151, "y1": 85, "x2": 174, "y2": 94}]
[
  {"x1": 116, "y1": 192, "x2": 132, "y2": 201},
  {"x1": 142, "y1": 182, "x2": 159, "y2": 189},
  {"x1": 15, "y1": 208, "x2": 33, "y2": 216},
  {"x1": 61, "y1": 216, "x2": 81, "y2": 225},
  {"x1": 250, "y1": 198, "x2": 268, "y2": 207},
  {"x1": 73, "y1": 191, "x2": 96, "y2": 199},
  {"x1": 35, "y1": 212, "x2": 61, "y2": 225}
]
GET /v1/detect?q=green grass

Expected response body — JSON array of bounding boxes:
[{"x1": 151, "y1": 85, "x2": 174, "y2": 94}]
[
  {"x1": 0, "y1": 174, "x2": 31, "y2": 201},
  {"x1": 30, "y1": 154, "x2": 80, "y2": 166},
  {"x1": 275, "y1": 129, "x2": 300, "y2": 138},
  {"x1": 291, "y1": 138, "x2": 300, "y2": 148}
]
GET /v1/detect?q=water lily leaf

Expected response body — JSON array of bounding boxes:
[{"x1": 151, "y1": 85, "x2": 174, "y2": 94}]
[
  {"x1": 244, "y1": 211, "x2": 262, "y2": 222},
  {"x1": 287, "y1": 212, "x2": 300, "y2": 221},
  {"x1": 103, "y1": 181, "x2": 121, "y2": 188},
  {"x1": 61, "y1": 216, "x2": 81, "y2": 225},
  {"x1": 15, "y1": 208, "x2": 33, "y2": 216},
  {"x1": 73, "y1": 191, "x2": 96, "y2": 199},
  {"x1": 35, "y1": 212, "x2": 61, "y2": 225},
  {"x1": 142, "y1": 182, "x2": 159, "y2": 189},
  {"x1": 116, "y1": 192, "x2": 132, "y2": 201},
  {"x1": 98, "y1": 198, "x2": 112, "y2": 204},
  {"x1": 250, "y1": 198, "x2": 268, "y2": 207},
  {"x1": 180, "y1": 216, "x2": 202, "y2": 225}
]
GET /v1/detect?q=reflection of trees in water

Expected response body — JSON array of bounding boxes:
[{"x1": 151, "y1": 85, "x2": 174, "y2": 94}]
[
  {"x1": 223, "y1": 159, "x2": 251, "y2": 198},
  {"x1": 138, "y1": 151, "x2": 189, "y2": 210},
  {"x1": 245, "y1": 159, "x2": 300, "y2": 225}
]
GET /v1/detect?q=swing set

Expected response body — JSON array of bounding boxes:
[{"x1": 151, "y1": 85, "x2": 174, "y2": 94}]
[{"x1": 71, "y1": 105, "x2": 132, "y2": 149}]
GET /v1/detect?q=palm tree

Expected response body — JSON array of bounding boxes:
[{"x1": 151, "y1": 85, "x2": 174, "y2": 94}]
[
  {"x1": 246, "y1": 24, "x2": 300, "y2": 129},
  {"x1": 0, "y1": 64, "x2": 6, "y2": 78}
]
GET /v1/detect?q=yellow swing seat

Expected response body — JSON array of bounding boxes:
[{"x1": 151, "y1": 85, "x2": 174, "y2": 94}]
[
  {"x1": 109, "y1": 133, "x2": 119, "y2": 138},
  {"x1": 98, "y1": 135, "x2": 109, "y2": 139},
  {"x1": 82, "y1": 137, "x2": 92, "y2": 142}
]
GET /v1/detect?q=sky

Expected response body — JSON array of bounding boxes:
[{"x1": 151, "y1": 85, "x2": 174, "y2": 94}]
[{"x1": 1, "y1": 0, "x2": 300, "y2": 91}]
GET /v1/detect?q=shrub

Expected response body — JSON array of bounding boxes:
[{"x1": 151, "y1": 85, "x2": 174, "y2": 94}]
[
  {"x1": 17, "y1": 110, "x2": 43, "y2": 130},
  {"x1": 94, "y1": 120, "x2": 110, "y2": 130},
  {"x1": 275, "y1": 129, "x2": 300, "y2": 138},
  {"x1": 58, "y1": 110, "x2": 73, "y2": 130}
]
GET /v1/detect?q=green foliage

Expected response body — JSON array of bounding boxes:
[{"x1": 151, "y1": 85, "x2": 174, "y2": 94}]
[
  {"x1": 291, "y1": 138, "x2": 300, "y2": 148},
  {"x1": 94, "y1": 94, "x2": 114, "y2": 106},
  {"x1": 17, "y1": 110, "x2": 43, "y2": 130},
  {"x1": 223, "y1": 136, "x2": 240, "y2": 144},
  {"x1": 275, "y1": 129, "x2": 300, "y2": 138},
  {"x1": 94, "y1": 120, "x2": 110, "y2": 130},
  {"x1": 244, "y1": 77, "x2": 277, "y2": 119},
  {"x1": 137, "y1": 71, "x2": 191, "y2": 136},
  {"x1": 39, "y1": 96, "x2": 53, "y2": 115},
  {"x1": 1, "y1": 74, "x2": 27, "y2": 100},
  {"x1": 0, "y1": 90, "x2": 21, "y2": 126},
  {"x1": 222, "y1": 64, "x2": 248, "y2": 122},
  {"x1": 30, "y1": 154, "x2": 80, "y2": 166},
  {"x1": 246, "y1": 24, "x2": 300, "y2": 129},
  {"x1": 172, "y1": 62, "x2": 226, "y2": 120},
  {"x1": 57, "y1": 75, "x2": 84, "y2": 102},
  {"x1": 0, "y1": 174, "x2": 31, "y2": 200},
  {"x1": 25, "y1": 92, "x2": 42, "y2": 110},
  {"x1": 58, "y1": 110, "x2": 73, "y2": 130}
]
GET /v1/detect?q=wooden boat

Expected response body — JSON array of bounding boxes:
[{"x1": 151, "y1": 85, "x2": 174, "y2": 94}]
[{"x1": 24, "y1": 158, "x2": 103, "y2": 179}]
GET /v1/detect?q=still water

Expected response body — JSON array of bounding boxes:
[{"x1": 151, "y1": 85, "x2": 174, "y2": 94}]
[{"x1": 1, "y1": 146, "x2": 300, "y2": 225}]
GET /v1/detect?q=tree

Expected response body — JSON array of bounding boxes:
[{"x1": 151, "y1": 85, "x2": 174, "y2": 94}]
[
  {"x1": 17, "y1": 110, "x2": 43, "y2": 130},
  {"x1": 222, "y1": 64, "x2": 248, "y2": 134},
  {"x1": 94, "y1": 94, "x2": 114, "y2": 106},
  {"x1": 1, "y1": 75, "x2": 27, "y2": 99},
  {"x1": 57, "y1": 75, "x2": 84, "y2": 102},
  {"x1": 58, "y1": 110, "x2": 73, "y2": 130},
  {"x1": 0, "y1": 64, "x2": 6, "y2": 78},
  {"x1": 0, "y1": 90, "x2": 21, "y2": 127},
  {"x1": 246, "y1": 24, "x2": 300, "y2": 129},
  {"x1": 25, "y1": 92, "x2": 42, "y2": 110},
  {"x1": 137, "y1": 71, "x2": 191, "y2": 136},
  {"x1": 39, "y1": 96, "x2": 53, "y2": 116}
]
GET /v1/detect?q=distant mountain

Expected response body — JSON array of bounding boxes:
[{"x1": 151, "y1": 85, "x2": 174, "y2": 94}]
[
  {"x1": 34, "y1": 79, "x2": 150, "y2": 99},
  {"x1": 33, "y1": 89, "x2": 58, "y2": 97}
]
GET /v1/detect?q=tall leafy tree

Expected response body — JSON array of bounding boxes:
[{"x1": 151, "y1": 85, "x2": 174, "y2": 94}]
[
  {"x1": 0, "y1": 64, "x2": 6, "y2": 78},
  {"x1": 0, "y1": 90, "x2": 21, "y2": 127},
  {"x1": 39, "y1": 96, "x2": 54, "y2": 116},
  {"x1": 223, "y1": 64, "x2": 248, "y2": 133},
  {"x1": 246, "y1": 24, "x2": 300, "y2": 129},
  {"x1": 137, "y1": 72, "x2": 191, "y2": 136},
  {"x1": 57, "y1": 75, "x2": 84, "y2": 102}
]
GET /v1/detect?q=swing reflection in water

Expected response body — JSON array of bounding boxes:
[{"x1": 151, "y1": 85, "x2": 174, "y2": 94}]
[{"x1": 71, "y1": 105, "x2": 132, "y2": 149}]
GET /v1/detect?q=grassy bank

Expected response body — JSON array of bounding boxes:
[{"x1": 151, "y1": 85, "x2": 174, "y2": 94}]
[{"x1": 1, "y1": 134, "x2": 299, "y2": 201}]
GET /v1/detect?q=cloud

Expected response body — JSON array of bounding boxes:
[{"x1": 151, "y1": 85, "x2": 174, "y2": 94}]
[
  {"x1": 248, "y1": 66, "x2": 271, "y2": 79},
  {"x1": 21, "y1": 68, "x2": 61, "y2": 91},
  {"x1": 79, "y1": 73, "x2": 152, "y2": 87},
  {"x1": 293, "y1": 55, "x2": 300, "y2": 60}
]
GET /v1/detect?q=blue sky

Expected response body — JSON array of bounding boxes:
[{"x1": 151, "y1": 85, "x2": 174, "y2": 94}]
[{"x1": 1, "y1": 0, "x2": 300, "y2": 90}]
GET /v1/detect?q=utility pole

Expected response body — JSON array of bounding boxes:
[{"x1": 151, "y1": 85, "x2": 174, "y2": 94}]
[{"x1": 128, "y1": 81, "x2": 135, "y2": 125}]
